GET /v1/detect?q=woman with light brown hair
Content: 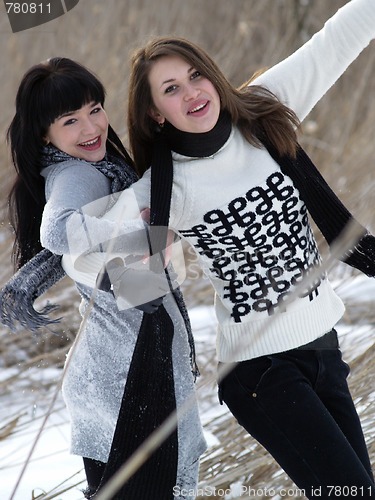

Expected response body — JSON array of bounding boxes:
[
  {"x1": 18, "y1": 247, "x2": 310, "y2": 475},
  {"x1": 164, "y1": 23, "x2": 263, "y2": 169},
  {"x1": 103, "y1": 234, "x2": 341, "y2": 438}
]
[{"x1": 63, "y1": 0, "x2": 375, "y2": 495}]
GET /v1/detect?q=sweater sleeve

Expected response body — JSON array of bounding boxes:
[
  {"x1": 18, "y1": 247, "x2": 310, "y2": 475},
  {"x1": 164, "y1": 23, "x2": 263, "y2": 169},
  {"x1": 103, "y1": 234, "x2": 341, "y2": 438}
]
[
  {"x1": 60, "y1": 170, "x2": 154, "y2": 287},
  {"x1": 253, "y1": 0, "x2": 375, "y2": 122},
  {"x1": 100, "y1": 168, "x2": 152, "y2": 223}
]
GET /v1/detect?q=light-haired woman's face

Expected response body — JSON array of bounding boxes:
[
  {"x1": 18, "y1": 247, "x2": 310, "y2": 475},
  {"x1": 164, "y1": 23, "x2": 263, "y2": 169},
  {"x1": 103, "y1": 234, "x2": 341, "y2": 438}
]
[
  {"x1": 148, "y1": 55, "x2": 221, "y2": 134},
  {"x1": 45, "y1": 102, "x2": 108, "y2": 162}
]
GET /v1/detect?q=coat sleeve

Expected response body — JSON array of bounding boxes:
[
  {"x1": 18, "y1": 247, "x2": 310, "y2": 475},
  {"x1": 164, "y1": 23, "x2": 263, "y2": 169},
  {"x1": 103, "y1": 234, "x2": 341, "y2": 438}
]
[
  {"x1": 40, "y1": 160, "x2": 113, "y2": 254},
  {"x1": 41, "y1": 160, "x2": 151, "y2": 287},
  {"x1": 41, "y1": 160, "x2": 148, "y2": 257}
]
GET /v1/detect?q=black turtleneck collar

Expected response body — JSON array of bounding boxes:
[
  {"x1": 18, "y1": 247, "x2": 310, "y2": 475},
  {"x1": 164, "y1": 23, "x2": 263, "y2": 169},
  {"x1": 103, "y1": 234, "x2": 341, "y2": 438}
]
[{"x1": 162, "y1": 110, "x2": 232, "y2": 158}]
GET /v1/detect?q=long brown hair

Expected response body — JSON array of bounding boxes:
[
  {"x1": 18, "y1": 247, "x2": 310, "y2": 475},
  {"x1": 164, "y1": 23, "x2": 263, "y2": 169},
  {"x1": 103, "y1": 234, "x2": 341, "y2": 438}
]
[{"x1": 127, "y1": 36, "x2": 300, "y2": 176}]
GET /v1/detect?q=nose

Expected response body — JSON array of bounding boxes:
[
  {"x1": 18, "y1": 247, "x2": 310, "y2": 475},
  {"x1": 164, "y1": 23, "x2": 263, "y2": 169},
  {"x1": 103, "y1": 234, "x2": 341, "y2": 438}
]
[
  {"x1": 183, "y1": 83, "x2": 200, "y2": 101},
  {"x1": 82, "y1": 116, "x2": 97, "y2": 135}
]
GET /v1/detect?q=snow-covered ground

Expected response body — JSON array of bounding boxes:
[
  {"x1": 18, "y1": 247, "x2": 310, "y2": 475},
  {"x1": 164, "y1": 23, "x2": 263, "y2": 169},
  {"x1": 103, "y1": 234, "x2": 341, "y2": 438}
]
[
  {"x1": 0, "y1": 304, "x2": 219, "y2": 500},
  {"x1": 1, "y1": 367, "x2": 86, "y2": 500},
  {"x1": 1, "y1": 273, "x2": 375, "y2": 500}
]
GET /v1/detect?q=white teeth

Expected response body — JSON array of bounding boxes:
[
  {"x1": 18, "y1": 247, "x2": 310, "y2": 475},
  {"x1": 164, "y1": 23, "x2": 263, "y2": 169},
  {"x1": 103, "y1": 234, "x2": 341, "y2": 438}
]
[
  {"x1": 80, "y1": 137, "x2": 99, "y2": 146},
  {"x1": 189, "y1": 103, "x2": 206, "y2": 113}
]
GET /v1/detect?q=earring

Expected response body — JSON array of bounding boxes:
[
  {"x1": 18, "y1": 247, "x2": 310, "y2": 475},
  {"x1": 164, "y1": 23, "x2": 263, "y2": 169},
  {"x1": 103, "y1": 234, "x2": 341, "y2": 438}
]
[{"x1": 155, "y1": 121, "x2": 164, "y2": 134}]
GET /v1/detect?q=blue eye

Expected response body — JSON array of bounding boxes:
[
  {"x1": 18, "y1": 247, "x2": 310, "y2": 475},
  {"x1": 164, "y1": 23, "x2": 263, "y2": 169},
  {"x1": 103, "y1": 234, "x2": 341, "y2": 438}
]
[{"x1": 191, "y1": 71, "x2": 201, "y2": 80}]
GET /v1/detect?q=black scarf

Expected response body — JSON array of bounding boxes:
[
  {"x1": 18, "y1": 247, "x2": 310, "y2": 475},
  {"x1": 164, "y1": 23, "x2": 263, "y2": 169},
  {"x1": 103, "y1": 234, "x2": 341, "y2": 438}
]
[
  {"x1": 154, "y1": 110, "x2": 375, "y2": 278},
  {"x1": 96, "y1": 305, "x2": 178, "y2": 500},
  {"x1": 264, "y1": 141, "x2": 375, "y2": 276},
  {"x1": 96, "y1": 133, "x2": 196, "y2": 499},
  {"x1": 96, "y1": 163, "x2": 179, "y2": 498}
]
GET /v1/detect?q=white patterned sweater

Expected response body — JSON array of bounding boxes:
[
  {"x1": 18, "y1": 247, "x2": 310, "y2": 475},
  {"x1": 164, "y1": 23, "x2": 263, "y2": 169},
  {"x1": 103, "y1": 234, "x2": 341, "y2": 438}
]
[{"x1": 64, "y1": 0, "x2": 375, "y2": 363}]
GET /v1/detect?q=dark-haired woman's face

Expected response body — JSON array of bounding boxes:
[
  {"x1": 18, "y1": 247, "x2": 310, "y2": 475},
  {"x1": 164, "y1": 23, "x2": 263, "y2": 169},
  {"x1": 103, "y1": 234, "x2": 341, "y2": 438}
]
[
  {"x1": 148, "y1": 55, "x2": 221, "y2": 133},
  {"x1": 45, "y1": 102, "x2": 108, "y2": 161}
]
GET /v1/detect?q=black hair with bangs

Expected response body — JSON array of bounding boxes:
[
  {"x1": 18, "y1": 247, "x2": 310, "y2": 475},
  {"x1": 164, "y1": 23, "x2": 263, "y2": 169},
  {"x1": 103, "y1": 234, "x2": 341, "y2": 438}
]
[
  {"x1": 7, "y1": 57, "x2": 133, "y2": 268},
  {"x1": 31, "y1": 57, "x2": 105, "y2": 137},
  {"x1": 12, "y1": 57, "x2": 105, "y2": 149}
]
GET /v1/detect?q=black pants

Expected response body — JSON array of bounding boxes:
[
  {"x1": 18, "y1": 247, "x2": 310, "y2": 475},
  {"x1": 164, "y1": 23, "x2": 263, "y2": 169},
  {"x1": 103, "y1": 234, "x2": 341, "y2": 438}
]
[{"x1": 219, "y1": 330, "x2": 375, "y2": 499}]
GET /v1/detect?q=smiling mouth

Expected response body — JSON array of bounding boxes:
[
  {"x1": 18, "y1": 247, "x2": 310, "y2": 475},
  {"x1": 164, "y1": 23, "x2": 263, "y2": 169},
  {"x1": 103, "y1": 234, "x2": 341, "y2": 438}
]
[
  {"x1": 188, "y1": 102, "x2": 208, "y2": 114},
  {"x1": 79, "y1": 136, "x2": 100, "y2": 148}
]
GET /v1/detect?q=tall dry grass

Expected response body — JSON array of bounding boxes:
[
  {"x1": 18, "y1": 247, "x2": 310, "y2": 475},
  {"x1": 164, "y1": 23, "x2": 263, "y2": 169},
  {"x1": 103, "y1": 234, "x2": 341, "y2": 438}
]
[{"x1": 1, "y1": 0, "x2": 375, "y2": 498}]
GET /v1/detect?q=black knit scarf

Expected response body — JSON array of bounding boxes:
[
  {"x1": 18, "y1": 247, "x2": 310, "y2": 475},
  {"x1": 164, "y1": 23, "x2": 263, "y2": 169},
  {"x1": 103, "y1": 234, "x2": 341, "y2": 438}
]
[
  {"x1": 96, "y1": 146, "x2": 179, "y2": 497},
  {"x1": 264, "y1": 141, "x2": 375, "y2": 276},
  {"x1": 96, "y1": 125, "x2": 211, "y2": 499},
  {"x1": 96, "y1": 304, "x2": 178, "y2": 500},
  {"x1": 154, "y1": 110, "x2": 375, "y2": 279},
  {"x1": 104, "y1": 115, "x2": 375, "y2": 499}
]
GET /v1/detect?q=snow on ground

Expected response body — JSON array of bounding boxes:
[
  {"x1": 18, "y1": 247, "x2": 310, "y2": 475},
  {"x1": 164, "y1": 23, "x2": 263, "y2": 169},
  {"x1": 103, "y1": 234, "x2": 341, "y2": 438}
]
[
  {"x1": 0, "y1": 305, "x2": 219, "y2": 500},
  {"x1": 333, "y1": 273, "x2": 375, "y2": 360},
  {"x1": 0, "y1": 367, "x2": 86, "y2": 500},
  {"x1": 1, "y1": 273, "x2": 375, "y2": 499}
]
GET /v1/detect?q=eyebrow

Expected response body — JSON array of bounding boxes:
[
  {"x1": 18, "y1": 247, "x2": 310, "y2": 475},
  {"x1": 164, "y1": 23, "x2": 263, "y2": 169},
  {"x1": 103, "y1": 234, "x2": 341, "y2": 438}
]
[
  {"x1": 56, "y1": 111, "x2": 75, "y2": 120},
  {"x1": 160, "y1": 66, "x2": 194, "y2": 88},
  {"x1": 56, "y1": 102, "x2": 98, "y2": 120}
]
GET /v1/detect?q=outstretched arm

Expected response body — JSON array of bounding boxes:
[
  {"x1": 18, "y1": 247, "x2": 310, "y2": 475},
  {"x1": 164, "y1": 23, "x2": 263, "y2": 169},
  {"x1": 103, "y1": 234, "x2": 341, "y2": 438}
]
[{"x1": 254, "y1": 0, "x2": 375, "y2": 122}]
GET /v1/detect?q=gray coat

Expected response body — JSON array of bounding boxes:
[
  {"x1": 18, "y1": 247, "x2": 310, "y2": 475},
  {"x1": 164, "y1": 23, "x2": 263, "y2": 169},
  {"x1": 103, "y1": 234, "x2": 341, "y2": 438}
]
[{"x1": 40, "y1": 159, "x2": 206, "y2": 486}]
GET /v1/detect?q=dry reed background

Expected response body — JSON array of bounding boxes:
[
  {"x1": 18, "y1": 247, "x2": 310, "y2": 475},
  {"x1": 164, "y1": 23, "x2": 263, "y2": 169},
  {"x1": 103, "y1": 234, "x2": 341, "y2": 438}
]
[{"x1": 1, "y1": 0, "x2": 375, "y2": 498}]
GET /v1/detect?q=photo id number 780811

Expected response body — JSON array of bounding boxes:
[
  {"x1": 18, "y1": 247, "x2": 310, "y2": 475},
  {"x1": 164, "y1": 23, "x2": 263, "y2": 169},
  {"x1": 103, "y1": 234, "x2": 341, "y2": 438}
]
[
  {"x1": 327, "y1": 486, "x2": 373, "y2": 497},
  {"x1": 5, "y1": 3, "x2": 51, "y2": 14}
]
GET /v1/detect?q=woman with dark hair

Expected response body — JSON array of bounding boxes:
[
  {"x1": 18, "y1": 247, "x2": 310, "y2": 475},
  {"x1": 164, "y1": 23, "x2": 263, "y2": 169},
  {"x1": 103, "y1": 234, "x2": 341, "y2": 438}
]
[
  {"x1": 68, "y1": 0, "x2": 375, "y2": 496},
  {"x1": 2, "y1": 57, "x2": 206, "y2": 499},
  {"x1": 7, "y1": 57, "x2": 133, "y2": 268}
]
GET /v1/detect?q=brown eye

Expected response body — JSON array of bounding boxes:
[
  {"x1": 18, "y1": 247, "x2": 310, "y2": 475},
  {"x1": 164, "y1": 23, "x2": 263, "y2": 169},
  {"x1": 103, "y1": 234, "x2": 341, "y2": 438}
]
[
  {"x1": 165, "y1": 85, "x2": 177, "y2": 94},
  {"x1": 63, "y1": 118, "x2": 76, "y2": 126}
]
